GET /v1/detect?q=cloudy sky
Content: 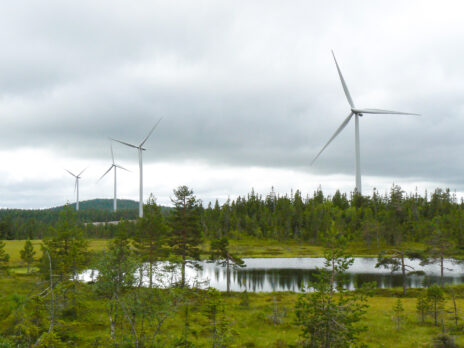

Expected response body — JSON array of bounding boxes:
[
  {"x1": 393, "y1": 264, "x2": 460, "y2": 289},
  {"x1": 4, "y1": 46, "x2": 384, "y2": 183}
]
[{"x1": 1, "y1": 0, "x2": 463, "y2": 208}]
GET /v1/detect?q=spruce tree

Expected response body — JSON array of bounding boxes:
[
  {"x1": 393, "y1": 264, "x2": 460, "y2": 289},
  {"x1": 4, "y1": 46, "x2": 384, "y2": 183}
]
[
  {"x1": 20, "y1": 239, "x2": 36, "y2": 274},
  {"x1": 169, "y1": 186, "x2": 202, "y2": 288},
  {"x1": 393, "y1": 298, "x2": 405, "y2": 330}
]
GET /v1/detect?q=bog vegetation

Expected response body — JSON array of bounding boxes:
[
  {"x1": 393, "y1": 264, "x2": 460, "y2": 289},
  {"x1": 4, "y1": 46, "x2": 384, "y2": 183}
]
[{"x1": 1, "y1": 185, "x2": 464, "y2": 347}]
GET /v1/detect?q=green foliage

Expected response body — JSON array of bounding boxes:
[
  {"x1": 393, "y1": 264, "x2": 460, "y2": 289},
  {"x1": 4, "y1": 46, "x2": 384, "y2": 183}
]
[
  {"x1": 427, "y1": 284, "x2": 445, "y2": 326},
  {"x1": 393, "y1": 298, "x2": 405, "y2": 330},
  {"x1": 0, "y1": 240, "x2": 9, "y2": 270},
  {"x1": 209, "y1": 237, "x2": 245, "y2": 293},
  {"x1": 20, "y1": 239, "x2": 36, "y2": 273},
  {"x1": 169, "y1": 186, "x2": 202, "y2": 288},
  {"x1": 416, "y1": 293, "x2": 431, "y2": 323},
  {"x1": 203, "y1": 288, "x2": 233, "y2": 348},
  {"x1": 133, "y1": 195, "x2": 170, "y2": 288},
  {"x1": 295, "y1": 225, "x2": 373, "y2": 347},
  {"x1": 376, "y1": 248, "x2": 421, "y2": 295}
]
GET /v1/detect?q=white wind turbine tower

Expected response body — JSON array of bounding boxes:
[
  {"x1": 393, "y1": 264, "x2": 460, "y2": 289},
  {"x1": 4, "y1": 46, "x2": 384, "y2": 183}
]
[
  {"x1": 98, "y1": 144, "x2": 129, "y2": 212},
  {"x1": 311, "y1": 51, "x2": 419, "y2": 194},
  {"x1": 111, "y1": 118, "x2": 162, "y2": 218},
  {"x1": 65, "y1": 168, "x2": 86, "y2": 211}
]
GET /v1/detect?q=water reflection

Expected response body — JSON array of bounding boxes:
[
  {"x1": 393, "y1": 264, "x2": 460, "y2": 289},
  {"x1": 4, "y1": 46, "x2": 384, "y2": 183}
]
[
  {"x1": 196, "y1": 257, "x2": 464, "y2": 292},
  {"x1": 81, "y1": 257, "x2": 464, "y2": 293}
]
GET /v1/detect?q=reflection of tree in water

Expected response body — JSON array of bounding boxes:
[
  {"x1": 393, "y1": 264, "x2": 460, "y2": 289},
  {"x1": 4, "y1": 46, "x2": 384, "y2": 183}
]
[
  {"x1": 225, "y1": 268, "x2": 464, "y2": 292},
  {"x1": 197, "y1": 262, "x2": 464, "y2": 292}
]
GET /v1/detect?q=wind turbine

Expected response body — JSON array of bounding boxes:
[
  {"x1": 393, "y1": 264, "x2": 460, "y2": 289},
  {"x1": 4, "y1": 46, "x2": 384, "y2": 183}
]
[
  {"x1": 311, "y1": 51, "x2": 419, "y2": 194},
  {"x1": 65, "y1": 168, "x2": 86, "y2": 211},
  {"x1": 111, "y1": 118, "x2": 162, "y2": 218},
  {"x1": 98, "y1": 144, "x2": 130, "y2": 212}
]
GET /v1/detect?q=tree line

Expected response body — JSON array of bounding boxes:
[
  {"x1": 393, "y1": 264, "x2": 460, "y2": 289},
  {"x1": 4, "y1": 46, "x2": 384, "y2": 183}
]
[{"x1": 202, "y1": 185, "x2": 464, "y2": 248}]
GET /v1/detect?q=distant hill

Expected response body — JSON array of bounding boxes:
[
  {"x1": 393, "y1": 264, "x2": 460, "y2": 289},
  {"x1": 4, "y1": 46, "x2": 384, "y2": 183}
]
[
  {"x1": 0, "y1": 199, "x2": 173, "y2": 232},
  {"x1": 50, "y1": 198, "x2": 140, "y2": 212}
]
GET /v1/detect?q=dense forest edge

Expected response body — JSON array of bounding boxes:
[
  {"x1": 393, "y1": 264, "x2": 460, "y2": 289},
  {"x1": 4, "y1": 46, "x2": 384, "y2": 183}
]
[{"x1": 2, "y1": 185, "x2": 464, "y2": 253}]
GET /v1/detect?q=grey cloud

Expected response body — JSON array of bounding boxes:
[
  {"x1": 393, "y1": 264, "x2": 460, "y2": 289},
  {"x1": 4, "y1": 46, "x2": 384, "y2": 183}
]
[{"x1": 1, "y1": 0, "x2": 464, "y2": 209}]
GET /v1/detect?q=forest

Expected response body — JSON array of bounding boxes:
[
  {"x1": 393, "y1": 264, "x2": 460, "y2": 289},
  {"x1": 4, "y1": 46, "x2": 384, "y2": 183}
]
[{"x1": 2, "y1": 185, "x2": 464, "y2": 251}]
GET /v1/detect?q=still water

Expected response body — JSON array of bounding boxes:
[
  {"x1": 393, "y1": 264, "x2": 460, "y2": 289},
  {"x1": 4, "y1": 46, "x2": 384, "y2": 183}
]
[
  {"x1": 83, "y1": 258, "x2": 464, "y2": 292},
  {"x1": 193, "y1": 257, "x2": 464, "y2": 292}
]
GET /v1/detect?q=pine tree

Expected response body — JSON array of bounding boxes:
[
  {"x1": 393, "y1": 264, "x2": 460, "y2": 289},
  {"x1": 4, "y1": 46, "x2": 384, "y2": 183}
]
[
  {"x1": 169, "y1": 186, "x2": 202, "y2": 288},
  {"x1": 0, "y1": 239, "x2": 9, "y2": 271},
  {"x1": 416, "y1": 292, "x2": 431, "y2": 324},
  {"x1": 209, "y1": 237, "x2": 245, "y2": 293},
  {"x1": 295, "y1": 224, "x2": 373, "y2": 347},
  {"x1": 133, "y1": 195, "x2": 169, "y2": 288},
  {"x1": 40, "y1": 206, "x2": 89, "y2": 313},
  {"x1": 427, "y1": 284, "x2": 445, "y2": 326},
  {"x1": 20, "y1": 239, "x2": 36, "y2": 274}
]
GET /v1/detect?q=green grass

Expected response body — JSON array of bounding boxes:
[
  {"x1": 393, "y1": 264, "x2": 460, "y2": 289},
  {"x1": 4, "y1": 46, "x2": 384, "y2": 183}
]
[{"x1": 3, "y1": 239, "x2": 109, "y2": 267}]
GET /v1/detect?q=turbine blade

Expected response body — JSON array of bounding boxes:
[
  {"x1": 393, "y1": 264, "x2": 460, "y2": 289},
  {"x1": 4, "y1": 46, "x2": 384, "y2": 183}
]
[
  {"x1": 78, "y1": 167, "x2": 87, "y2": 177},
  {"x1": 115, "y1": 164, "x2": 130, "y2": 172},
  {"x1": 111, "y1": 138, "x2": 139, "y2": 149},
  {"x1": 332, "y1": 51, "x2": 355, "y2": 108},
  {"x1": 356, "y1": 108, "x2": 420, "y2": 116},
  {"x1": 74, "y1": 178, "x2": 78, "y2": 193},
  {"x1": 111, "y1": 144, "x2": 115, "y2": 164},
  {"x1": 98, "y1": 165, "x2": 114, "y2": 182},
  {"x1": 140, "y1": 117, "x2": 163, "y2": 147},
  {"x1": 65, "y1": 169, "x2": 77, "y2": 177},
  {"x1": 311, "y1": 112, "x2": 354, "y2": 165}
]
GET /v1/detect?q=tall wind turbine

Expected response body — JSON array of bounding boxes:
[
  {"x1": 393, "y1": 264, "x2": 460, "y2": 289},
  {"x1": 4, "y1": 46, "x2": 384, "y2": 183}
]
[
  {"x1": 98, "y1": 145, "x2": 129, "y2": 212},
  {"x1": 111, "y1": 118, "x2": 162, "y2": 218},
  {"x1": 65, "y1": 168, "x2": 86, "y2": 211},
  {"x1": 311, "y1": 51, "x2": 419, "y2": 194}
]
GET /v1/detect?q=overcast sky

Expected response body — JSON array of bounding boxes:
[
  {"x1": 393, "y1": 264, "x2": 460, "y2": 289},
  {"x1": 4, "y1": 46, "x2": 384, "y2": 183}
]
[{"x1": 1, "y1": 0, "x2": 464, "y2": 209}]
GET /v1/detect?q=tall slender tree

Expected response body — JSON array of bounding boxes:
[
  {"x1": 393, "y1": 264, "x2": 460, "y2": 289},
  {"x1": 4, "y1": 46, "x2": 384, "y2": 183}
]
[
  {"x1": 133, "y1": 195, "x2": 169, "y2": 288},
  {"x1": 0, "y1": 239, "x2": 9, "y2": 271},
  {"x1": 20, "y1": 239, "x2": 36, "y2": 274},
  {"x1": 169, "y1": 186, "x2": 202, "y2": 288}
]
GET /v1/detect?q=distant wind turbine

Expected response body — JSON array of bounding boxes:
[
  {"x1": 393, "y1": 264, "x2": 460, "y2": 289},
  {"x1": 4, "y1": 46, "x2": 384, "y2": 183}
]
[
  {"x1": 311, "y1": 51, "x2": 419, "y2": 194},
  {"x1": 98, "y1": 144, "x2": 130, "y2": 212},
  {"x1": 111, "y1": 118, "x2": 162, "y2": 218},
  {"x1": 65, "y1": 168, "x2": 86, "y2": 211}
]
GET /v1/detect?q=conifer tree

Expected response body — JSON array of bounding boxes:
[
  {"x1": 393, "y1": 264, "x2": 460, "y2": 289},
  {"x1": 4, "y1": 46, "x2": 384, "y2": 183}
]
[
  {"x1": 295, "y1": 224, "x2": 373, "y2": 347},
  {"x1": 393, "y1": 298, "x2": 405, "y2": 330},
  {"x1": 133, "y1": 195, "x2": 169, "y2": 288},
  {"x1": 427, "y1": 284, "x2": 445, "y2": 326},
  {"x1": 169, "y1": 186, "x2": 202, "y2": 288},
  {"x1": 20, "y1": 239, "x2": 36, "y2": 274},
  {"x1": 0, "y1": 239, "x2": 9, "y2": 271},
  {"x1": 209, "y1": 237, "x2": 245, "y2": 293},
  {"x1": 40, "y1": 206, "x2": 89, "y2": 312}
]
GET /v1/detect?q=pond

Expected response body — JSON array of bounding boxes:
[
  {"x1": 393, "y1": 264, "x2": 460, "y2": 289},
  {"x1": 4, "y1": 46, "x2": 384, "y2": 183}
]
[{"x1": 82, "y1": 257, "x2": 464, "y2": 292}]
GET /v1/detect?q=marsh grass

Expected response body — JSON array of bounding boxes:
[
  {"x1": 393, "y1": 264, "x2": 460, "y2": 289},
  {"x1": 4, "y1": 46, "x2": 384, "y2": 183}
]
[{"x1": 1, "y1": 274, "x2": 464, "y2": 347}]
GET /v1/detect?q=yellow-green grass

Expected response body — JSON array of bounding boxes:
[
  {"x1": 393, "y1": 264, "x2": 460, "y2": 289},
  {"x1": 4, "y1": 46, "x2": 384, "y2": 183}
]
[
  {"x1": 3, "y1": 239, "x2": 109, "y2": 267},
  {"x1": 4, "y1": 238, "x2": 430, "y2": 268}
]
